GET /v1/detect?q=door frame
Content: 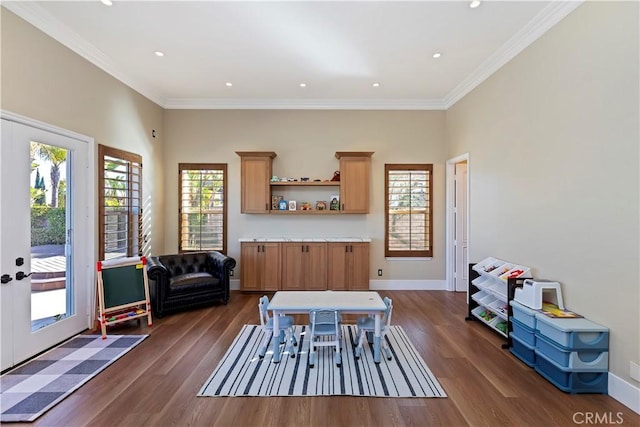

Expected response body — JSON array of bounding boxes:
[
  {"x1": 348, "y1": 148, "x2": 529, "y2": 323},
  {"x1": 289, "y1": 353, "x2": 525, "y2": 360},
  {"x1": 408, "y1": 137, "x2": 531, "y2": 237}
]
[
  {"x1": 1, "y1": 110, "x2": 96, "y2": 336},
  {"x1": 445, "y1": 153, "x2": 470, "y2": 295}
]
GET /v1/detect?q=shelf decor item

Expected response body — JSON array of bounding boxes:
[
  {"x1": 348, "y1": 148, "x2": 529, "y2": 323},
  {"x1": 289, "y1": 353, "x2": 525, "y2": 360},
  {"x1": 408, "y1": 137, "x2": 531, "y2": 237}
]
[
  {"x1": 316, "y1": 201, "x2": 327, "y2": 210},
  {"x1": 300, "y1": 202, "x2": 311, "y2": 210},
  {"x1": 288, "y1": 200, "x2": 297, "y2": 211},
  {"x1": 272, "y1": 195, "x2": 283, "y2": 210},
  {"x1": 329, "y1": 194, "x2": 340, "y2": 211},
  {"x1": 278, "y1": 199, "x2": 288, "y2": 210}
]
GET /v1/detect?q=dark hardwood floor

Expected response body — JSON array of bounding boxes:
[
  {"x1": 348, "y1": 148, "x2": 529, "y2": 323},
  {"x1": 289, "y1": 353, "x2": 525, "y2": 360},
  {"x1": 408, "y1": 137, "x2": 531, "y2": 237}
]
[{"x1": 9, "y1": 291, "x2": 639, "y2": 426}]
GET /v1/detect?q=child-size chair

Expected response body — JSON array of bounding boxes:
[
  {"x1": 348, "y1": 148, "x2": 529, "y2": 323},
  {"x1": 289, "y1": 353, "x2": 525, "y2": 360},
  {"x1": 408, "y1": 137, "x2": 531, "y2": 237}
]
[
  {"x1": 258, "y1": 295, "x2": 297, "y2": 359},
  {"x1": 308, "y1": 309, "x2": 342, "y2": 368},
  {"x1": 353, "y1": 297, "x2": 393, "y2": 360}
]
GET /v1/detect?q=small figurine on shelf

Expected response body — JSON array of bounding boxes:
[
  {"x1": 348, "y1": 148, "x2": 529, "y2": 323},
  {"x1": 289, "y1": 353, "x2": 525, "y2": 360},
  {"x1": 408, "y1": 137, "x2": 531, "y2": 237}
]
[
  {"x1": 278, "y1": 199, "x2": 288, "y2": 210},
  {"x1": 271, "y1": 175, "x2": 279, "y2": 182},
  {"x1": 300, "y1": 202, "x2": 311, "y2": 210},
  {"x1": 316, "y1": 201, "x2": 327, "y2": 210},
  {"x1": 329, "y1": 195, "x2": 340, "y2": 211}
]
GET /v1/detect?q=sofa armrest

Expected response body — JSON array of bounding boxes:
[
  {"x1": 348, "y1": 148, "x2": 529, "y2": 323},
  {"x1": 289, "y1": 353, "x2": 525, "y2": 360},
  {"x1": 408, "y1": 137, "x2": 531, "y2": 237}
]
[
  {"x1": 207, "y1": 251, "x2": 236, "y2": 281},
  {"x1": 147, "y1": 256, "x2": 169, "y2": 282}
]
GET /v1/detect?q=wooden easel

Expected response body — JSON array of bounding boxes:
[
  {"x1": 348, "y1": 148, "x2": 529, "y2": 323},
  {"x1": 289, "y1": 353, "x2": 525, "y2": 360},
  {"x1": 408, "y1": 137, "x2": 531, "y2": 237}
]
[{"x1": 96, "y1": 256, "x2": 152, "y2": 339}]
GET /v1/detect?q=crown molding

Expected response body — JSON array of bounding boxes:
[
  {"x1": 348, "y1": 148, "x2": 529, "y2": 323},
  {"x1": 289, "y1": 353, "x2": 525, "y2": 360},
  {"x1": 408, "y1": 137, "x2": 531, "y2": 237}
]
[
  {"x1": 2, "y1": 1, "x2": 165, "y2": 107},
  {"x1": 443, "y1": 0, "x2": 583, "y2": 109},
  {"x1": 4, "y1": 1, "x2": 581, "y2": 111},
  {"x1": 162, "y1": 98, "x2": 447, "y2": 110}
]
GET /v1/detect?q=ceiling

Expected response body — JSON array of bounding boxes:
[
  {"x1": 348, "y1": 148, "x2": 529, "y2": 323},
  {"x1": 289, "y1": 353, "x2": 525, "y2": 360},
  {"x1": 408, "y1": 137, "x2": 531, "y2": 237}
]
[{"x1": 3, "y1": 1, "x2": 581, "y2": 110}]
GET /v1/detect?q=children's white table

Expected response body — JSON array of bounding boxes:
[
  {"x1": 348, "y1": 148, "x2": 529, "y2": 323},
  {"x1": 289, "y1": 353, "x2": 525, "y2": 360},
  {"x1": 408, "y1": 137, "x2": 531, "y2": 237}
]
[{"x1": 267, "y1": 290, "x2": 387, "y2": 363}]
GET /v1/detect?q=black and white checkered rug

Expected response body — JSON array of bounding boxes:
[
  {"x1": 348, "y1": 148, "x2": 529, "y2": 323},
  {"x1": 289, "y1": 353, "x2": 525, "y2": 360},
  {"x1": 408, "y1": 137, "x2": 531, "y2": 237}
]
[
  {"x1": 198, "y1": 324, "x2": 446, "y2": 398},
  {"x1": 0, "y1": 334, "x2": 148, "y2": 422}
]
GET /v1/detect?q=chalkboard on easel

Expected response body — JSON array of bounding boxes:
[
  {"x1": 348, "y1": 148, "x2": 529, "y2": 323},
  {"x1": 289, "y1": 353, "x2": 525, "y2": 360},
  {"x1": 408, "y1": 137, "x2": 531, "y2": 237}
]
[
  {"x1": 101, "y1": 262, "x2": 147, "y2": 309},
  {"x1": 96, "y1": 256, "x2": 152, "y2": 339}
]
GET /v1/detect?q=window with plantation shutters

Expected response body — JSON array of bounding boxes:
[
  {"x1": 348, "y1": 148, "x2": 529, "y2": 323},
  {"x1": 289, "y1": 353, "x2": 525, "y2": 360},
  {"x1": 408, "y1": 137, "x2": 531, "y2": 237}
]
[
  {"x1": 98, "y1": 145, "x2": 143, "y2": 261},
  {"x1": 385, "y1": 164, "x2": 433, "y2": 257},
  {"x1": 179, "y1": 163, "x2": 227, "y2": 254}
]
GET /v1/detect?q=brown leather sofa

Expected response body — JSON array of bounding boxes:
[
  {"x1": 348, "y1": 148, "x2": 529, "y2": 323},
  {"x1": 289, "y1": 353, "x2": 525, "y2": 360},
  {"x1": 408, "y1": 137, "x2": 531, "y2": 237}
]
[{"x1": 146, "y1": 251, "x2": 236, "y2": 317}]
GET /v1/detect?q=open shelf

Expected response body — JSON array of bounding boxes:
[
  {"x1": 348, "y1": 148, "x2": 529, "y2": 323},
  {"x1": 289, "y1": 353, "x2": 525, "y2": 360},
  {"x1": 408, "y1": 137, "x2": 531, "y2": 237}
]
[{"x1": 270, "y1": 181, "x2": 339, "y2": 187}]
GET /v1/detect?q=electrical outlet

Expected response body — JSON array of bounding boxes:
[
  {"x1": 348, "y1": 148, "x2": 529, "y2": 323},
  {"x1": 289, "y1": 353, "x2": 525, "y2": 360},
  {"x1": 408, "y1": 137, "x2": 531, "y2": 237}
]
[
  {"x1": 377, "y1": 269, "x2": 382, "y2": 276},
  {"x1": 230, "y1": 269, "x2": 234, "y2": 277},
  {"x1": 631, "y1": 361, "x2": 640, "y2": 382}
]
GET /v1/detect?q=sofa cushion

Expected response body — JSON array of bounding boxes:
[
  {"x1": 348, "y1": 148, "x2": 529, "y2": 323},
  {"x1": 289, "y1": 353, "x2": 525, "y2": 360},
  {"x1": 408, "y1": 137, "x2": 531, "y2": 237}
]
[{"x1": 169, "y1": 272, "x2": 220, "y2": 292}]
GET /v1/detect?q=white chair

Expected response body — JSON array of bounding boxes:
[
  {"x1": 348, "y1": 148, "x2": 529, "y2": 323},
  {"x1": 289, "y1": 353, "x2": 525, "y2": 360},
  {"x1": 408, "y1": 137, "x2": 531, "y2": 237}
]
[
  {"x1": 258, "y1": 295, "x2": 297, "y2": 359},
  {"x1": 308, "y1": 309, "x2": 342, "y2": 368},
  {"x1": 353, "y1": 297, "x2": 393, "y2": 360}
]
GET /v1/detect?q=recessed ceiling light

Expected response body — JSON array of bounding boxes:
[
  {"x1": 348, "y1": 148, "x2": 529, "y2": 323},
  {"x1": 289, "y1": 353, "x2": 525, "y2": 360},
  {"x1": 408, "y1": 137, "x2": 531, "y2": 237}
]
[
  {"x1": 372, "y1": 82, "x2": 380, "y2": 87},
  {"x1": 470, "y1": 0, "x2": 481, "y2": 8},
  {"x1": 432, "y1": 53, "x2": 441, "y2": 58},
  {"x1": 225, "y1": 82, "x2": 233, "y2": 87},
  {"x1": 299, "y1": 83, "x2": 307, "y2": 88},
  {"x1": 101, "y1": 0, "x2": 113, "y2": 6},
  {"x1": 154, "y1": 51, "x2": 164, "y2": 57}
]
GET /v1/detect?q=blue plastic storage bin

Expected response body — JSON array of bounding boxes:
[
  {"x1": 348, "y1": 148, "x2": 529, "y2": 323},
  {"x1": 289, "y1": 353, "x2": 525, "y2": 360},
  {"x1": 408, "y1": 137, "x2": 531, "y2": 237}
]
[
  {"x1": 510, "y1": 332, "x2": 536, "y2": 367},
  {"x1": 534, "y1": 314, "x2": 609, "y2": 350},
  {"x1": 509, "y1": 300, "x2": 537, "y2": 329},
  {"x1": 510, "y1": 316, "x2": 536, "y2": 347},
  {"x1": 535, "y1": 333, "x2": 609, "y2": 371},
  {"x1": 534, "y1": 350, "x2": 608, "y2": 394}
]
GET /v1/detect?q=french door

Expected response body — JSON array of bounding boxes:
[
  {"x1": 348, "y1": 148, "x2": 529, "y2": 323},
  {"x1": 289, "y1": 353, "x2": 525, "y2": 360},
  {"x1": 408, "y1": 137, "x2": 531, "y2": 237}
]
[{"x1": 1, "y1": 114, "x2": 93, "y2": 371}]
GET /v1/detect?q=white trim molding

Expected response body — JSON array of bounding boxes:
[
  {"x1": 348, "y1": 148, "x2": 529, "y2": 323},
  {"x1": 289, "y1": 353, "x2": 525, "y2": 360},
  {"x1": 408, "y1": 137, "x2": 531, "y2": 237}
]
[
  {"x1": 443, "y1": 1, "x2": 583, "y2": 109},
  {"x1": 5, "y1": 1, "x2": 582, "y2": 111},
  {"x1": 608, "y1": 372, "x2": 640, "y2": 415},
  {"x1": 369, "y1": 280, "x2": 446, "y2": 291}
]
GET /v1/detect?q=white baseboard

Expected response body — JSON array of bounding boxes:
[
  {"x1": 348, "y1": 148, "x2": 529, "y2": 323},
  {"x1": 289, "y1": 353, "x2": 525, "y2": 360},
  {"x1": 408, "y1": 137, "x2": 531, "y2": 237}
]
[
  {"x1": 608, "y1": 372, "x2": 640, "y2": 414},
  {"x1": 369, "y1": 279, "x2": 447, "y2": 290},
  {"x1": 230, "y1": 279, "x2": 447, "y2": 291}
]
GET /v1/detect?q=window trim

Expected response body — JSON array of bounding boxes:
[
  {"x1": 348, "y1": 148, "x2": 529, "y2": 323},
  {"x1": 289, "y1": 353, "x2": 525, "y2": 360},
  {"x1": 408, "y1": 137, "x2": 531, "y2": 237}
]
[
  {"x1": 384, "y1": 163, "x2": 433, "y2": 258},
  {"x1": 98, "y1": 144, "x2": 143, "y2": 261},
  {"x1": 178, "y1": 163, "x2": 228, "y2": 255}
]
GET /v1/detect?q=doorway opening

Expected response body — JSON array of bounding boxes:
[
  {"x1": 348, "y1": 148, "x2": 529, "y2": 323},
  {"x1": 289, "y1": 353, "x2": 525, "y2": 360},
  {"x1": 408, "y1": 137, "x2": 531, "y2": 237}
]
[{"x1": 446, "y1": 153, "x2": 470, "y2": 295}]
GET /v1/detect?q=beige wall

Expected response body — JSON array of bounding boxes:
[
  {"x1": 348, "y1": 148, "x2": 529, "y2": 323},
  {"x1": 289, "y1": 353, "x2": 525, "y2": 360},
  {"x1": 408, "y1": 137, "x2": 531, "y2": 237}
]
[
  {"x1": 163, "y1": 110, "x2": 447, "y2": 281},
  {"x1": 446, "y1": 2, "x2": 639, "y2": 385},
  {"x1": 1, "y1": 10, "x2": 166, "y2": 259}
]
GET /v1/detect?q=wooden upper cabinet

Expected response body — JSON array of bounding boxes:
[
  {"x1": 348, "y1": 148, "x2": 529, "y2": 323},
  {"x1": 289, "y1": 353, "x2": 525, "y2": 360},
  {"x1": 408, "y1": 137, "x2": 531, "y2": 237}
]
[
  {"x1": 236, "y1": 152, "x2": 276, "y2": 213},
  {"x1": 336, "y1": 152, "x2": 373, "y2": 213}
]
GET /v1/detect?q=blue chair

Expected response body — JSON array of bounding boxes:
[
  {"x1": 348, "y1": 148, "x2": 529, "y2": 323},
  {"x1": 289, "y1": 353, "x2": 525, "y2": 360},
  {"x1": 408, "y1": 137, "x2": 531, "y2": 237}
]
[
  {"x1": 258, "y1": 295, "x2": 297, "y2": 359},
  {"x1": 308, "y1": 309, "x2": 342, "y2": 368},
  {"x1": 353, "y1": 297, "x2": 393, "y2": 360}
]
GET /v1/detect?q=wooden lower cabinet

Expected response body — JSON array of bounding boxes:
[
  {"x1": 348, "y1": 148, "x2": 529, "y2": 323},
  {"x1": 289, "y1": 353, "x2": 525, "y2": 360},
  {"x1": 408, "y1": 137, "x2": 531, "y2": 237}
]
[
  {"x1": 281, "y1": 243, "x2": 327, "y2": 291},
  {"x1": 327, "y1": 242, "x2": 370, "y2": 290},
  {"x1": 240, "y1": 242, "x2": 281, "y2": 291},
  {"x1": 241, "y1": 241, "x2": 368, "y2": 291}
]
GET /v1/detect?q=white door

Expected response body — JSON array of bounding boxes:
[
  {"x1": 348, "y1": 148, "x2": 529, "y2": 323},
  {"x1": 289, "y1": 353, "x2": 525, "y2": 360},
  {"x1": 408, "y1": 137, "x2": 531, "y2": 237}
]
[
  {"x1": 454, "y1": 162, "x2": 468, "y2": 292},
  {"x1": 1, "y1": 116, "x2": 93, "y2": 371}
]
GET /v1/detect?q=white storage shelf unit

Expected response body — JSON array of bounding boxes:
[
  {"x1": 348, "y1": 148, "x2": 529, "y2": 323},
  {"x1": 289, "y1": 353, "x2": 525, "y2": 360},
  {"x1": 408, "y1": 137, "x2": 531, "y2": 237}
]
[{"x1": 469, "y1": 257, "x2": 531, "y2": 338}]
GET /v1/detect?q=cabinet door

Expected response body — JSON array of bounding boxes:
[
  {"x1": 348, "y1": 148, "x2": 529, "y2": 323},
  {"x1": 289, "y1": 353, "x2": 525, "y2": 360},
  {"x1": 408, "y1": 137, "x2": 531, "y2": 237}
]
[
  {"x1": 326, "y1": 243, "x2": 348, "y2": 290},
  {"x1": 240, "y1": 243, "x2": 262, "y2": 291},
  {"x1": 348, "y1": 242, "x2": 370, "y2": 290},
  {"x1": 305, "y1": 243, "x2": 327, "y2": 290},
  {"x1": 239, "y1": 155, "x2": 272, "y2": 213},
  {"x1": 339, "y1": 156, "x2": 371, "y2": 213},
  {"x1": 261, "y1": 242, "x2": 281, "y2": 291},
  {"x1": 281, "y1": 243, "x2": 305, "y2": 291}
]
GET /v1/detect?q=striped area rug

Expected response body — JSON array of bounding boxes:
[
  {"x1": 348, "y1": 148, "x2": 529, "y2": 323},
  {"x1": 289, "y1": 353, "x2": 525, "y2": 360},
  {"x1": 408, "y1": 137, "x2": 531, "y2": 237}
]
[{"x1": 198, "y1": 324, "x2": 446, "y2": 398}]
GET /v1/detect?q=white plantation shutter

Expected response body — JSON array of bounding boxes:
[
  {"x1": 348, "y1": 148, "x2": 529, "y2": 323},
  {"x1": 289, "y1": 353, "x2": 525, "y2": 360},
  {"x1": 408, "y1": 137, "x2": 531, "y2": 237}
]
[
  {"x1": 179, "y1": 164, "x2": 227, "y2": 253},
  {"x1": 385, "y1": 164, "x2": 433, "y2": 257},
  {"x1": 98, "y1": 145, "x2": 142, "y2": 261}
]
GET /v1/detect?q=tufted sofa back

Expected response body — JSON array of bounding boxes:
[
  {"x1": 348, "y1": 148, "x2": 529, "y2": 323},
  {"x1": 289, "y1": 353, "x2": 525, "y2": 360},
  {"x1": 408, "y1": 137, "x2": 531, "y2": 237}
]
[{"x1": 159, "y1": 253, "x2": 211, "y2": 277}]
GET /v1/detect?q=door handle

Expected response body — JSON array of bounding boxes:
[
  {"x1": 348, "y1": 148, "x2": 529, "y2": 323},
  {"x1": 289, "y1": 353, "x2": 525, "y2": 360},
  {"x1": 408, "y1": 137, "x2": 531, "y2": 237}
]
[
  {"x1": 16, "y1": 271, "x2": 32, "y2": 281},
  {"x1": 1, "y1": 274, "x2": 13, "y2": 284}
]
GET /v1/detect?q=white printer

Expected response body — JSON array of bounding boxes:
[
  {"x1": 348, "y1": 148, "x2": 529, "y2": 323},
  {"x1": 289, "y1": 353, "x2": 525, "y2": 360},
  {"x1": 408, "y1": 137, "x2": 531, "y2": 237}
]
[{"x1": 513, "y1": 279, "x2": 564, "y2": 310}]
